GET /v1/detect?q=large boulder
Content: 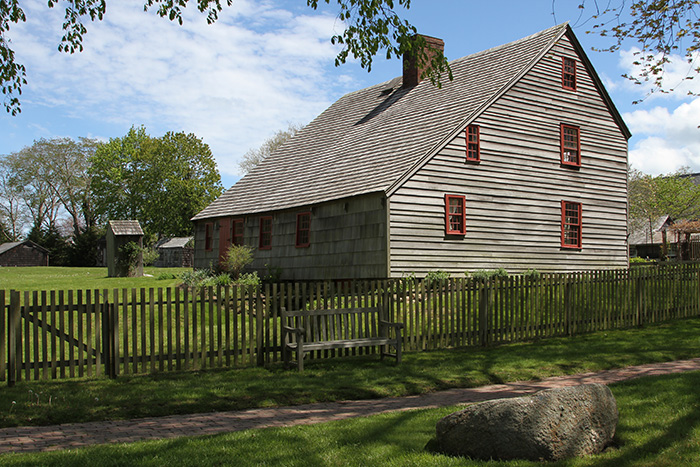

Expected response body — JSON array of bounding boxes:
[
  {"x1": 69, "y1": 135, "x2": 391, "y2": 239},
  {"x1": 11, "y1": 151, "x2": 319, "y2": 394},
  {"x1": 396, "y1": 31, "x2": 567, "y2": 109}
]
[{"x1": 434, "y1": 384, "x2": 618, "y2": 461}]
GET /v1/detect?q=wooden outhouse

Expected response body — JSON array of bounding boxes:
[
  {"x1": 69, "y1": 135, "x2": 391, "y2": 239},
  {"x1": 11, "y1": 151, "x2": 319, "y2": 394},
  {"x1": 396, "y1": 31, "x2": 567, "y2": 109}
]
[
  {"x1": 193, "y1": 24, "x2": 630, "y2": 280},
  {"x1": 106, "y1": 220, "x2": 144, "y2": 277},
  {"x1": 153, "y1": 237, "x2": 194, "y2": 268},
  {"x1": 0, "y1": 241, "x2": 49, "y2": 267}
]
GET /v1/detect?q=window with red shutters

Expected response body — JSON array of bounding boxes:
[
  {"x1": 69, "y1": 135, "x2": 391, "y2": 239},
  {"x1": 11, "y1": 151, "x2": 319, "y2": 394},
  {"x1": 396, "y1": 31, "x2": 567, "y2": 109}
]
[
  {"x1": 466, "y1": 125, "x2": 480, "y2": 161},
  {"x1": 204, "y1": 222, "x2": 213, "y2": 251},
  {"x1": 561, "y1": 124, "x2": 581, "y2": 167},
  {"x1": 561, "y1": 201, "x2": 582, "y2": 249},
  {"x1": 296, "y1": 212, "x2": 311, "y2": 248},
  {"x1": 231, "y1": 219, "x2": 244, "y2": 246},
  {"x1": 445, "y1": 194, "x2": 466, "y2": 235},
  {"x1": 259, "y1": 216, "x2": 272, "y2": 250},
  {"x1": 562, "y1": 57, "x2": 577, "y2": 91}
]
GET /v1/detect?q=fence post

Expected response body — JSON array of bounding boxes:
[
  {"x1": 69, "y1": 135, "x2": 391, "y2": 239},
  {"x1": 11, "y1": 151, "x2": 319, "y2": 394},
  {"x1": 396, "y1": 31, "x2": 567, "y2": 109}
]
[
  {"x1": 479, "y1": 281, "x2": 489, "y2": 347},
  {"x1": 8, "y1": 290, "x2": 20, "y2": 387},
  {"x1": 102, "y1": 296, "x2": 112, "y2": 378},
  {"x1": 110, "y1": 301, "x2": 120, "y2": 378},
  {"x1": 256, "y1": 287, "x2": 264, "y2": 367},
  {"x1": 636, "y1": 274, "x2": 644, "y2": 327},
  {"x1": 564, "y1": 278, "x2": 573, "y2": 337}
]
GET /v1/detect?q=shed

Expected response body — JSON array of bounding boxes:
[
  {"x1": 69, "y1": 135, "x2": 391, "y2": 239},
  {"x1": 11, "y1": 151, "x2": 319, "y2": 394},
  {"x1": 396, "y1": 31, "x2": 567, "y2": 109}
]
[
  {"x1": 106, "y1": 220, "x2": 144, "y2": 277},
  {"x1": 0, "y1": 241, "x2": 49, "y2": 267},
  {"x1": 153, "y1": 237, "x2": 194, "y2": 268}
]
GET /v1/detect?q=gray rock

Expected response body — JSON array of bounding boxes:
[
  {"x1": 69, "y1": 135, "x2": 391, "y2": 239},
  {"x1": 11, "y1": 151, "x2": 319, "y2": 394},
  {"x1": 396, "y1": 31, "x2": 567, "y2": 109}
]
[{"x1": 434, "y1": 384, "x2": 618, "y2": 461}]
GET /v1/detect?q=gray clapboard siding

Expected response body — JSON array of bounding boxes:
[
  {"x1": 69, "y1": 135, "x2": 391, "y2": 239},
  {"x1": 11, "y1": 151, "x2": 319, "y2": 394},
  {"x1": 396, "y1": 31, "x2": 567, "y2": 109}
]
[{"x1": 388, "y1": 34, "x2": 627, "y2": 276}]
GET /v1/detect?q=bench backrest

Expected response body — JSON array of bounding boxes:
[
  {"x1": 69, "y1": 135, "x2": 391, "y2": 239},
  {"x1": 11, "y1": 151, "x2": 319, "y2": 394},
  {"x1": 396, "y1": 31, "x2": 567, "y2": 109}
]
[{"x1": 282, "y1": 307, "x2": 385, "y2": 343}]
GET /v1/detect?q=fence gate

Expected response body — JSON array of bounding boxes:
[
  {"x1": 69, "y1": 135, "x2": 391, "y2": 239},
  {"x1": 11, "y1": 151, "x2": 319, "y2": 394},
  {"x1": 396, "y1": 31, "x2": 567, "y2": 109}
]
[{"x1": 2, "y1": 289, "x2": 117, "y2": 386}]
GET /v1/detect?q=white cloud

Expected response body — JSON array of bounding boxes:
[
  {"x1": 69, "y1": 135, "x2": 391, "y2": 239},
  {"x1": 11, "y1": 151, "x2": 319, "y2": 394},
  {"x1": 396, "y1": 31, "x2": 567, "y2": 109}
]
[
  {"x1": 8, "y1": 0, "x2": 359, "y2": 179},
  {"x1": 618, "y1": 48, "x2": 700, "y2": 99},
  {"x1": 625, "y1": 98, "x2": 700, "y2": 175}
]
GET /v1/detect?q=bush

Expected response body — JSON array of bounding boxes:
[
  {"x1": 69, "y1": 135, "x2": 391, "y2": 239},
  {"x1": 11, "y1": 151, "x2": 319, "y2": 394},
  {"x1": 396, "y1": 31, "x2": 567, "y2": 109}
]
[
  {"x1": 180, "y1": 269, "x2": 210, "y2": 289},
  {"x1": 469, "y1": 268, "x2": 509, "y2": 281},
  {"x1": 156, "y1": 273, "x2": 176, "y2": 280},
  {"x1": 142, "y1": 247, "x2": 160, "y2": 266},
  {"x1": 220, "y1": 244, "x2": 255, "y2": 279},
  {"x1": 424, "y1": 270, "x2": 451, "y2": 287},
  {"x1": 234, "y1": 272, "x2": 261, "y2": 288},
  {"x1": 522, "y1": 268, "x2": 541, "y2": 281}
]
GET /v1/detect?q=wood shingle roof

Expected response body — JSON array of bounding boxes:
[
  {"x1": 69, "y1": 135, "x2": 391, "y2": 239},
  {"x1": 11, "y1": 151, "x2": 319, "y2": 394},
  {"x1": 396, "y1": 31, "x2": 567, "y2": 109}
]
[{"x1": 193, "y1": 23, "x2": 626, "y2": 221}]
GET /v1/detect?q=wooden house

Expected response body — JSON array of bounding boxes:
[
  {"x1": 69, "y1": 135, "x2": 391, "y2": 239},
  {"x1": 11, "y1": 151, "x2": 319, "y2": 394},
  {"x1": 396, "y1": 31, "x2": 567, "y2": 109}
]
[
  {"x1": 192, "y1": 24, "x2": 630, "y2": 280},
  {"x1": 0, "y1": 241, "x2": 49, "y2": 267}
]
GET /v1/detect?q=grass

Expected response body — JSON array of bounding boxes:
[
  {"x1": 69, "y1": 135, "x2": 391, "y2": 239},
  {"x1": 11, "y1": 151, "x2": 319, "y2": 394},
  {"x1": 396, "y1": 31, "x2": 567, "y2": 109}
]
[
  {"x1": 1, "y1": 370, "x2": 699, "y2": 466},
  {"x1": 0, "y1": 267, "x2": 188, "y2": 293},
  {"x1": 1, "y1": 317, "x2": 700, "y2": 428}
]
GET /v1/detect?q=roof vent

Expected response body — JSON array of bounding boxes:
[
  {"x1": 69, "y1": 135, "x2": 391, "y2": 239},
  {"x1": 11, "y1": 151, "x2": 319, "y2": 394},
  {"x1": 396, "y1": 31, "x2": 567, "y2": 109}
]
[{"x1": 403, "y1": 35, "x2": 445, "y2": 89}]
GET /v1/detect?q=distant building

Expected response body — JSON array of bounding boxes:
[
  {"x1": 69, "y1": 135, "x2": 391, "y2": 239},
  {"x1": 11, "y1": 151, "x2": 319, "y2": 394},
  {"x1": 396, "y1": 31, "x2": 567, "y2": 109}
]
[
  {"x1": 0, "y1": 241, "x2": 49, "y2": 267},
  {"x1": 153, "y1": 237, "x2": 194, "y2": 268}
]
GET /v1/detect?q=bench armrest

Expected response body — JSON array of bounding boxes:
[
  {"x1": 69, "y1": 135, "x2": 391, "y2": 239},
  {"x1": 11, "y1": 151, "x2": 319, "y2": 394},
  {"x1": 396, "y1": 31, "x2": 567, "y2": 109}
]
[
  {"x1": 282, "y1": 325, "x2": 305, "y2": 335},
  {"x1": 379, "y1": 320, "x2": 404, "y2": 329}
]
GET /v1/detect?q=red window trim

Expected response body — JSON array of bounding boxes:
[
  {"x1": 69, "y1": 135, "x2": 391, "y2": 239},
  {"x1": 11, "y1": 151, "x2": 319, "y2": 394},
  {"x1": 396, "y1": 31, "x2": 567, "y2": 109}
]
[
  {"x1": 560, "y1": 124, "x2": 581, "y2": 167},
  {"x1": 466, "y1": 125, "x2": 480, "y2": 162},
  {"x1": 561, "y1": 201, "x2": 582, "y2": 249},
  {"x1": 562, "y1": 57, "x2": 577, "y2": 91},
  {"x1": 204, "y1": 222, "x2": 213, "y2": 251},
  {"x1": 445, "y1": 194, "x2": 466, "y2": 236},
  {"x1": 295, "y1": 212, "x2": 311, "y2": 248},
  {"x1": 232, "y1": 218, "x2": 244, "y2": 246},
  {"x1": 259, "y1": 216, "x2": 272, "y2": 250}
]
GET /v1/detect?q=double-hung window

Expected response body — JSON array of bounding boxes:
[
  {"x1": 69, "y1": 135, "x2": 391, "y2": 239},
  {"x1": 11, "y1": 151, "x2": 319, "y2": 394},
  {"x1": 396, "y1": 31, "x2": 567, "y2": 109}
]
[
  {"x1": 445, "y1": 194, "x2": 466, "y2": 235},
  {"x1": 561, "y1": 124, "x2": 581, "y2": 167},
  {"x1": 466, "y1": 125, "x2": 480, "y2": 162},
  {"x1": 259, "y1": 216, "x2": 272, "y2": 250},
  {"x1": 204, "y1": 222, "x2": 213, "y2": 251},
  {"x1": 231, "y1": 219, "x2": 244, "y2": 246},
  {"x1": 296, "y1": 212, "x2": 311, "y2": 248},
  {"x1": 562, "y1": 57, "x2": 577, "y2": 91},
  {"x1": 561, "y1": 201, "x2": 582, "y2": 249}
]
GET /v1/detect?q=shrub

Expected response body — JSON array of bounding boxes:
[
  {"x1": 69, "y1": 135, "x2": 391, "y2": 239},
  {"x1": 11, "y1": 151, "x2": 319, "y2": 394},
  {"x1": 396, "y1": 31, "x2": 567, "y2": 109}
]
[
  {"x1": 522, "y1": 268, "x2": 541, "y2": 281},
  {"x1": 220, "y1": 245, "x2": 255, "y2": 279},
  {"x1": 142, "y1": 247, "x2": 160, "y2": 266},
  {"x1": 262, "y1": 263, "x2": 283, "y2": 283},
  {"x1": 234, "y1": 272, "x2": 261, "y2": 288},
  {"x1": 469, "y1": 268, "x2": 510, "y2": 281},
  {"x1": 156, "y1": 273, "x2": 176, "y2": 280},
  {"x1": 180, "y1": 269, "x2": 210, "y2": 289},
  {"x1": 425, "y1": 270, "x2": 451, "y2": 287}
]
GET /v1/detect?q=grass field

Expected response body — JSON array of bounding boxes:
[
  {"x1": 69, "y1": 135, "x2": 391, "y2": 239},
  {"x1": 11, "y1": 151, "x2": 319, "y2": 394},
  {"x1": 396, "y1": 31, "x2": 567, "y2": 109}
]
[
  {"x1": 0, "y1": 267, "x2": 189, "y2": 293},
  {"x1": 1, "y1": 317, "x2": 699, "y2": 428},
  {"x1": 1, "y1": 370, "x2": 698, "y2": 466}
]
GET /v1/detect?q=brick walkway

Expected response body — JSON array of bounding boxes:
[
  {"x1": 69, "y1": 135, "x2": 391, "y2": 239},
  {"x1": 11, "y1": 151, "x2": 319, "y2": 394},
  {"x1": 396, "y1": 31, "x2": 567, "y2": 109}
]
[{"x1": 2, "y1": 358, "x2": 700, "y2": 454}]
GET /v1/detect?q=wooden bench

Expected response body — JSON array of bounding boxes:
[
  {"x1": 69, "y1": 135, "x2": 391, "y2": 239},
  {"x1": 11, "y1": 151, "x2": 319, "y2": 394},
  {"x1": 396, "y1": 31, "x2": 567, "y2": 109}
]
[{"x1": 281, "y1": 306, "x2": 403, "y2": 371}]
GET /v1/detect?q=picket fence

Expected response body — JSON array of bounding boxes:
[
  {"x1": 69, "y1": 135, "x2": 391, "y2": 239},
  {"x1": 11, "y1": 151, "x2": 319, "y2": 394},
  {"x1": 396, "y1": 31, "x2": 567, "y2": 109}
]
[{"x1": 2, "y1": 264, "x2": 700, "y2": 385}]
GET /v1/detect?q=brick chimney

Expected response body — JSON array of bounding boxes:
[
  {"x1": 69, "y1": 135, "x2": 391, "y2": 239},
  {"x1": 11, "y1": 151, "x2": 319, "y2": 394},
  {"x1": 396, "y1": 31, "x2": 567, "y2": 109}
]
[{"x1": 403, "y1": 35, "x2": 445, "y2": 88}]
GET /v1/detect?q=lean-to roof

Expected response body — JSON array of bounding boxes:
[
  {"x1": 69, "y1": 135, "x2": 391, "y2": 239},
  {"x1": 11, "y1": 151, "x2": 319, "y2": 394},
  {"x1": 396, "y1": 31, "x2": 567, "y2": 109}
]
[{"x1": 194, "y1": 23, "x2": 627, "y2": 221}]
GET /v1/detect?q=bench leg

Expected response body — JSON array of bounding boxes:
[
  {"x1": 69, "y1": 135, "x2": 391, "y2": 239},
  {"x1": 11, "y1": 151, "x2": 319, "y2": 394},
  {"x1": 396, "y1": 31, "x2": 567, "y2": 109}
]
[{"x1": 297, "y1": 340, "x2": 304, "y2": 372}]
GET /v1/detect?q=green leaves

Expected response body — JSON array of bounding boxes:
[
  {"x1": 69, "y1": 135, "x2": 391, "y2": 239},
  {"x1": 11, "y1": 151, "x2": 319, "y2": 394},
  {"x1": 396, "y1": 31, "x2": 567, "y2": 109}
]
[{"x1": 89, "y1": 126, "x2": 224, "y2": 238}]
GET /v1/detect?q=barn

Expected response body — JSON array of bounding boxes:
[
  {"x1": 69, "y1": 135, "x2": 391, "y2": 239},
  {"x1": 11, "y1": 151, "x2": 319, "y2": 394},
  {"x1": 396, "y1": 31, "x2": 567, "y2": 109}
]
[
  {"x1": 0, "y1": 241, "x2": 49, "y2": 267},
  {"x1": 192, "y1": 23, "x2": 630, "y2": 280}
]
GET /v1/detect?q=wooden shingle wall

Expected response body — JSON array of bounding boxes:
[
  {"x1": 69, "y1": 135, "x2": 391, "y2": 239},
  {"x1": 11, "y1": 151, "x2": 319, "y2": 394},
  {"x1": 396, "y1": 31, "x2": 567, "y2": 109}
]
[
  {"x1": 388, "y1": 35, "x2": 628, "y2": 276},
  {"x1": 194, "y1": 193, "x2": 388, "y2": 280}
]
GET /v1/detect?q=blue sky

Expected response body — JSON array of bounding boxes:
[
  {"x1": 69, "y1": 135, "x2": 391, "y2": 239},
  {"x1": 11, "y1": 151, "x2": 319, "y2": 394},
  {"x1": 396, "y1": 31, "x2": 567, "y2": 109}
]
[{"x1": 2, "y1": 0, "x2": 699, "y2": 189}]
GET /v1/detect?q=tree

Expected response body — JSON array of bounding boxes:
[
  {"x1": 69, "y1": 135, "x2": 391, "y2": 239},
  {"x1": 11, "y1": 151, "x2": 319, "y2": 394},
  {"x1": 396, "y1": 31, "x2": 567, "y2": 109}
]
[
  {"x1": 1, "y1": 0, "x2": 450, "y2": 115},
  {"x1": 2, "y1": 137, "x2": 99, "y2": 238},
  {"x1": 628, "y1": 167, "x2": 700, "y2": 244},
  {"x1": 0, "y1": 158, "x2": 28, "y2": 241},
  {"x1": 90, "y1": 126, "x2": 224, "y2": 238},
  {"x1": 239, "y1": 123, "x2": 303, "y2": 175},
  {"x1": 568, "y1": 0, "x2": 700, "y2": 99}
]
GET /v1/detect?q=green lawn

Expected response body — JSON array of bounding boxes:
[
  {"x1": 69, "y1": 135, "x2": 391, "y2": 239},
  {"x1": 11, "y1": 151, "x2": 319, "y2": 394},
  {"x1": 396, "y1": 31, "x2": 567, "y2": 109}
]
[
  {"x1": 0, "y1": 267, "x2": 188, "y2": 293},
  {"x1": 1, "y1": 370, "x2": 699, "y2": 466},
  {"x1": 2, "y1": 318, "x2": 700, "y2": 428}
]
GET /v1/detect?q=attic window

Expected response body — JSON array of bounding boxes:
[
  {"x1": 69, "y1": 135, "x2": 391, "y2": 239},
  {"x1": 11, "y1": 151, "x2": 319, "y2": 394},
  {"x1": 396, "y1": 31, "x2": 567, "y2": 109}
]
[
  {"x1": 466, "y1": 125, "x2": 480, "y2": 162},
  {"x1": 560, "y1": 124, "x2": 581, "y2": 167},
  {"x1": 562, "y1": 57, "x2": 576, "y2": 91},
  {"x1": 561, "y1": 201, "x2": 582, "y2": 249},
  {"x1": 259, "y1": 216, "x2": 272, "y2": 250},
  {"x1": 445, "y1": 194, "x2": 466, "y2": 236}
]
